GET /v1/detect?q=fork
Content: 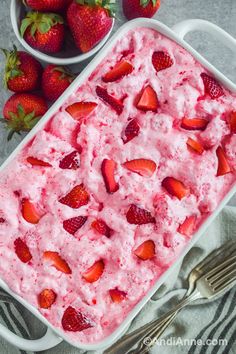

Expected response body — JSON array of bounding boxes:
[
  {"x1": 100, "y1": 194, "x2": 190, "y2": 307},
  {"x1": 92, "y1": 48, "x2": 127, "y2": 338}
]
[{"x1": 104, "y1": 241, "x2": 236, "y2": 354}]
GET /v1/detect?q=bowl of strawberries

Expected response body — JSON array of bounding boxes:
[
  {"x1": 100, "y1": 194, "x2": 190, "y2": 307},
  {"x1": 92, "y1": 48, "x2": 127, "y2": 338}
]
[{"x1": 10, "y1": 0, "x2": 115, "y2": 65}]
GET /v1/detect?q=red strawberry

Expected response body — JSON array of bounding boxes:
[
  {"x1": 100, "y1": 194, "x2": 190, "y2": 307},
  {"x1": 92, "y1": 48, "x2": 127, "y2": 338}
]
[
  {"x1": 82, "y1": 260, "x2": 104, "y2": 283},
  {"x1": 14, "y1": 238, "x2": 32, "y2": 263},
  {"x1": 152, "y1": 51, "x2": 173, "y2": 72},
  {"x1": 229, "y1": 111, "x2": 236, "y2": 134},
  {"x1": 136, "y1": 85, "x2": 158, "y2": 112},
  {"x1": 123, "y1": 0, "x2": 161, "y2": 20},
  {"x1": 123, "y1": 119, "x2": 140, "y2": 143},
  {"x1": 27, "y1": 156, "x2": 52, "y2": 167},
  {"x1": 181, "y1": 117, "x2": 209, "y2": 131},
  {"x1": 134, "y1": 240, "x2": 155, "y2": 260},
  {"x1": 63, "y1": 216, "x2": 87, "y2": 235},
  {"x1": 201, "y1": 73, "x2": 224, "y2": 99},
  {"x1": 102, "y1": 60, "x2": 134, "y2": 82},
  {"x1": 67, "y1": 1, "x2": 114, "y2": 53},
  {"x1": 109, "y1": 288, "x2": 127, "y2": 303},
  {"x1": 123, "y1": 158, "x2": 156, "y2": 177},
  {"x1": 38, "y1": 289, "x2": 57, "y2": 309},
  {"x1": 101, "y1": 159, "x2": 119, "y2": 194},
  {"x1": 2, "y1": 93, "x2": 48, "y2": 140},
  {"x1": 91, "y1": 219, "x2": 111, "y2": 237},
  {"x1": 96, "y1": 86, "x2": 124, "y2": 115},
  {"x1": 162, "y1": 177, "x2": 189, "y2": 200},
  {"x1": 21, "y1": 198, "x2": 41, "y2": 224},
  {"x1": 59, "y1": 184, "x2": 89, "y2": 209},
  {"x1": 20, "y1": 12, "x2": 65, "y2": 53},
  {"x1": 62, "y1": 306, "x2": 94, "y2": 332},
  {"x1": 126, "y1": 204, "x2": 155, "y2": 225},
  {"x1": 178, "y1": 215, "x2": 196, "y2": 237},
  {"x1": 43, "y1": 251, "x2": 72, "y2": 274},
  {"x1": 0, "y1": 218, "x2": 5, "y2": 223},
  {"x1": 59, "y1": 151, "x2": 80, "y2": 170},
  {"x1": 186, "y1": 138, "x2": 204, "y2": 155},
  {"x1": 66, "y1": 102, "x2": 97, "y2": 121},
  {"x1": 24, "y1": 0, "x2": 72, "y2": 12},
  {"x1": 42, "y1": 65, "x2": 75, "y2": 101},
  {"x1": 2, "y1": 46, "x2": 42, "y2": 92},
  {"x1": 216, "y1": 146, "x2": 232, "y2": 176}
]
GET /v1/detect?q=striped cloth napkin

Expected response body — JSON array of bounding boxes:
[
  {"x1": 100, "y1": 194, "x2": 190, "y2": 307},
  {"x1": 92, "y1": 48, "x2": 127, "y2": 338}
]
[{"x1": 0, "y1": 206, "x2": 235, "y2": 354}]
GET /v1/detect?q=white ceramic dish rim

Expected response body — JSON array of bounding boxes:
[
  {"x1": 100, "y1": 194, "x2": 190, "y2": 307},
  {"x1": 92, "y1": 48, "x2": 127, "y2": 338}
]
[
  {"x1": 10, "y1": 0, "x2": 115, "y2": 65},
  {"x1": 0, "y1": 17, "x2": 236, "y2": 352}
]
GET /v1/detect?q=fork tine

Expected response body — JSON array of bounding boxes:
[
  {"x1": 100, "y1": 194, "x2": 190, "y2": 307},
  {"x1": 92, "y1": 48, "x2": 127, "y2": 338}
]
[
  {"x1": 205, "y1": 254, "x2": 236, "y2": 281},
  {"x1": 213, "y1": 274, "x2": 236, "y2": 292},
  {"x1": 209, "y1": 259, "x2": 236, "y2": 284}
]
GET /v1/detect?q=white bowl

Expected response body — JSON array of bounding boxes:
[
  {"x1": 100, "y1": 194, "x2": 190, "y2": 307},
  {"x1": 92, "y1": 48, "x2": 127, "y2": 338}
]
[{"x1": 10, "y1": 0, "x2": 114, "y2": 65}]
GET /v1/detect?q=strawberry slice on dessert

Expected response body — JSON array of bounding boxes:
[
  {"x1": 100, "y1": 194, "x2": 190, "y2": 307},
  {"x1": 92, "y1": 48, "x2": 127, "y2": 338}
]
[
  {"x1": 66, "y1": 102, "x2": 97, "y2": 121},
  {"x1": 14, "y1": 238, "x2": 32, "y2": 263},
  {"x1": 38, "y1": 289, "x2": 57, "y2": 309},
  {"x1": 162, "y1": 177, "x2": 189, "y2": 200},
  {"x1": 123, "y1": 119, "x2": 140, "y2": 144},
  {"x1": 134, "y1": 240, "x2": 155, "y2": 260},
  {"x1": 187, "y1": 138, "x2": 204, "y2": 155},
  {"x1": 216, "y1": 146, "x2": 232, "y2": 176},
  {"x1": 201, "y1": 73, "x2": 224, "y2": 99},
  {"x1": 62, "y1": 306, "x2": 94, "y2": 332},
  {"x1": 101, "y1": 159, "x2": 119, "y2": 194},
  {"x1": 102, "y1": 60, "x2": 134, "y2": 82},
  {"x1": 59, "y1": 184, "x2": 89, "y2": 209},
  {"x1": 181, "y1": 118, "x2": 209, "y2": 131},
  {"x1": 91, "y1": 219, "x2": 112, "y2": 237},
  {"x1": 109, "y1": 288, "x2": 127, "y2": 303},
  {"x1": 43, "y1": 251, "x2": 72, "y2": 274},
  {"x1": 126, "y1": 204, "x2": 155, "y2": 225},
  {"x1": 82, "y1": 260, "x2": 104, "y2": 283},
  {"x1": 59, "y1": 151, "x2": 80, "y2": 170},
  {"x1": 229, "y1": 111, "x2": 236, "y2": 134},
  {"x1": 63, "y1": 216, "x2": 87, "y2": 235},
  {"x1": 27, "y1": 156, "x2": 52, "y2": 167},
  {"x1": 152, "y1": 51, "x2": 173, "y2": 72},
  {"x1": 96, "y1": 86, "x2": 124, "y2": 115},
  {"x1": 178, "y1": 215, "x2": 197, "y2": 237},
  {"x1": 123, "y1": 158, "x2": 156, "y2": 177},
  {"x1": 21, "y1": 198, "x2": 40, "y2": 224},
  {"x1": 136, "y1": 85, "x2": 159, "y2": 112}
]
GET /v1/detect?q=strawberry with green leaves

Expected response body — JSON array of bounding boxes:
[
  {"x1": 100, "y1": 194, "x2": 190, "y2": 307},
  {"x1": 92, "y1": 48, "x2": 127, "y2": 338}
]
[
  {"x1": 20, "y1": 12, "x2": 65, "y2": 53},
  {"x1": 23, "y1": 0, "x2": 72, "y2": 12},
  {"x1": 123, "y1": 0, "x2": 161, "y2": 20}
]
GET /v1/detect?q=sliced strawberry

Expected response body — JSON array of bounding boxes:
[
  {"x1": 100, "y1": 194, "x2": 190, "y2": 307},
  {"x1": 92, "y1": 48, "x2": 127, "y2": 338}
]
[
  {"x1": 43, "y1": 251, "x2": 72, "y2": 274},
  {"x1": 181, "y1": 118, "x2": 209, "y2": 131},
  {"x1": 59, "y1": 184, "x2": 89, "y2": 209},
  {"x1": 123, "y1": 119, "x2": 140, "y2": 143},
  {"x1": 59, "y1": 151, "x2": 80, "y2": 170},
  {"x1": 126, "y1": 204, "x2": 155, "y2": 225},
  {"x1": 102, "y1": 60, "x2": 134, "y2": 82},
  {"x1": 187, "y1": 137, "x2": 204, "y2": 155},
  {"x1": 109, "y1": 288, "x2": 127, "y2": 303},
  {"x1": 162, "y1": 177, "x2": 189, "y2": 200},
  {"x1": 123, "y1": 158, "x2": 156, "y2": 177},
  {"x1": 66, "y1": 102, "x2": 97, "y2": 120},
  {"x1": 0, "y1": 218, "x2": 5, "y2": 223},
  {"x1": 136, "y1": 85, "x2": 158, "y2": 112},
  {"x1": 96, "y1": 86, "x2": 124, "y2": 115},
  {"x1": 14, "y1": 238, "x2": 32, "y2": 263},
  {"x1": 101, "y1": 159, "x2": 119, "y2": 194},
  {"x1": 21, "y1": 198, "x2": 40, "y2": 224},
  {"x1": 38, "y1": 289, "x2": 57, "y2": 309},
  {"x1": 82, "y1": 260, "x2": 104, "y2": 283},
  {"x1": 27, "y1": 156, "x2": 51, "y2": 167},
  {"x1": 216, "y1": 146, "x2": 232, "y2": 176},
  {"x1": 91, "y1": 219, "x2": 112, "y2": 237},
  {"x1": 152, "y1": 51, "x2": 173, "y2": 72},
  {"x1": 178, "y1": 215, "x2": 197, "y2": 237},
  {"x1": 134, "y1": 240, "x2": 155, "y2": 260},
  {"x1": 63, "y1": 216, "x2": 87, "y2": 235},
  {"x1": 229, "y1": 111, "x2": 236, "y2": 134},
  {"x1": 62, "y1": 306, "x2": 94, "y2": 332},
  {"x1": 201, "y1": 73, "x2": 224, "y2": 99}
]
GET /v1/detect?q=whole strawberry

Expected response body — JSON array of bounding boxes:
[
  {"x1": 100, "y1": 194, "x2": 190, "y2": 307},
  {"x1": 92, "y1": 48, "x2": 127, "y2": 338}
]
[
  {"x1": 42, "y1": 65, "x2": 75, "y2": 101},
  {"x1": 123, "y1": 0, "x2": 160, "y2": 20},
  {"x1": 2, "y1": 46, "x2": 42, "y2": 93},
  {"x1": 67, "y1": 0, "x2": 115, "y2": 53},
  {"x1": 24, "y1": 0, "x2": 72, "y2": 12},
  {"x1": 2, "y1": 93, "x2": 48, "y2": 140},
  {"x1": 20, "y1": 12, "x2": 65, "y2": 53}
]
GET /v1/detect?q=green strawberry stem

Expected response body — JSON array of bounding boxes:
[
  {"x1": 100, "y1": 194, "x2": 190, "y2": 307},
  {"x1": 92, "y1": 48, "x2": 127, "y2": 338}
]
[
  {"x1": 20, "y1": 12, "x2": 64, "y2": 38},
  {"x1": 1, "y1": 45, "x2": 22, "y2": 88},
  {"x1": 140, "y1": 0, "x2": 158, "y2": 7},
  {"x1": 75, "y1": 0, "x2": 117, "y2": 17},
  {"x1": 52, "y1": 67, "x2": 76, "y2": 82}
]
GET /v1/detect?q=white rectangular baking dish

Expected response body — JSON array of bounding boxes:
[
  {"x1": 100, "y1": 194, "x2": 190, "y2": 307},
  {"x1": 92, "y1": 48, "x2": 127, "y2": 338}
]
[{"x1": 1, "y1": 14, "x2": 236, "y2": 352}]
